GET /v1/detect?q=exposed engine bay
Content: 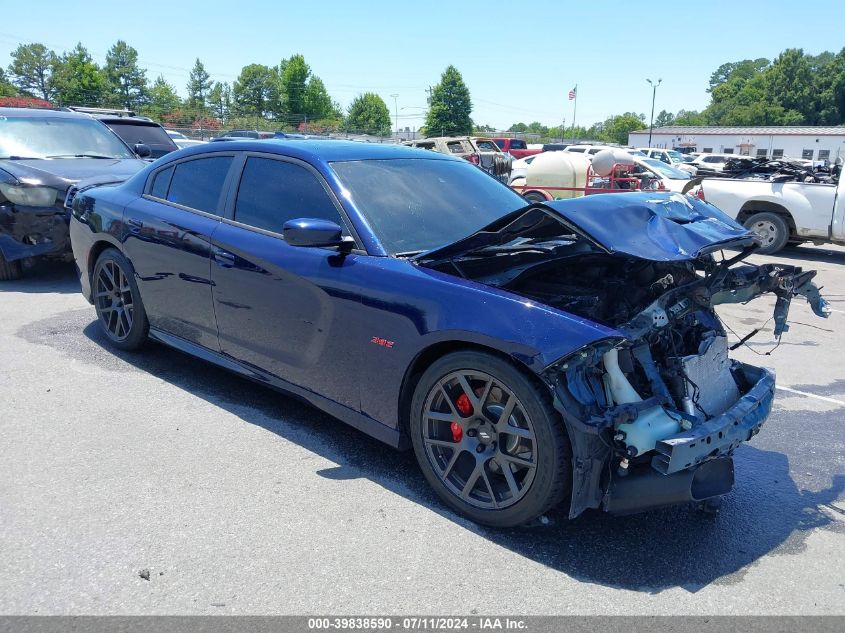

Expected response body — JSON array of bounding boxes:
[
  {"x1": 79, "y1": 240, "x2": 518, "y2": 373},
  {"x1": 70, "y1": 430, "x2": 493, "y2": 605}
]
[{"x1": 417, "y1": 196, "x2": 830, "y2": 516}]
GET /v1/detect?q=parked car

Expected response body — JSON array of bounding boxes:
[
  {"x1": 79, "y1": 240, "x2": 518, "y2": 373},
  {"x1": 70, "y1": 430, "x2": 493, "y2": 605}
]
[
  {"x1": 637, "y1": 148, "x2": 697, "y2": 175},
  {"x1": 166, "y1": 130, "x2": 207, "y2": 149},
  {"x1": 490, "y1": 138, "x2": 541, "y2": 159},
  {"x1": 0, "y1": 107, "x2": 149, "y2": 280},
  {"x1": 632, "y1": 157, "x2": 693, "y2": 192},
  {"x1": 541, "y1": 143, "x2": 569, "y2": 152},
  {"x1": 563, "y1": 144, "x2": 616, "y2": 157},
  {"x1": 687, "y1": 153, "x2": 735, "y2": 174},
  {"x1": 403, "y1": 136, "x2": 511, "y2": 181},
  {"x1": 508, "y1": 154, "x2": 540, "y2": 184},
  {"x1": 69, "y1": 139, "x2": 828, "y2": 526},
  {"x1": 69, "y1": 107, "x2": 178, "y2": 159},
  {"x1": 697, "y1": 160, "x2": 844, "y2": 253}
]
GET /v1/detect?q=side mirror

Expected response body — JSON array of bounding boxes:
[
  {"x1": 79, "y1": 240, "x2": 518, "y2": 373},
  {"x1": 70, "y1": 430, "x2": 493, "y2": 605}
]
[
  {"x1": 283, "y1": 218, "x2": 350, "y2": 250},
  {"x1": 134, "y1": 143, "x2": 152, "y2": 158}
]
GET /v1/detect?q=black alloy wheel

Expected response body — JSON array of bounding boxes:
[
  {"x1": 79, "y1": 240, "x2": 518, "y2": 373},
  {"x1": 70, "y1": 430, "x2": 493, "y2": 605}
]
[
  {"x1": 93, "y1": 249, "x2": 148, "y2": 350},
  {"x1": 411, "y1": 351, "x2": 571, "y2": 527}
]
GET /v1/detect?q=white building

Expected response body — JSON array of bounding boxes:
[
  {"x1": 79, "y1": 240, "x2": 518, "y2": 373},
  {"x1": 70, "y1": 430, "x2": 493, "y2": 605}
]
[{"x1": 628, "y1": 126, "x2": 845, "y2": 162}]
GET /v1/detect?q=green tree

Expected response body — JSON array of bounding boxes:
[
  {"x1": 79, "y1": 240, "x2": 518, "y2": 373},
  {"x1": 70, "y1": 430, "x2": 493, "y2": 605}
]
[
  {"x1": 708, "y1": 58, "x2": 769, "y2": 93},
  {"x1": 51, "y1": 43, "x2": 106, "y2": 106},
  {"x1": 508, "y1": 122, "x2": 527, "y2": 132},
  {"x1": 7, "y1": 43, "x2": 57, "y2": 99},
  {"x1": 764, "y1": 49, "x2": 815, "y2": 122},
  {"x1": 279, "y1": 54, "x2": 310, "y2": 122},
  {"x1": 345, "y1": 92, "x2": 391, "y2": 135},
  {"x1": 209, "y1": 81, "x2": 232, "y2": 122},
  {"x1": 0, "y1": 67, "x2": 17, "y2": 97},
  {"x1": 653, "y1": 109, "x2": 675, "y2": 128},
  {"x1": 596, "y1": 113, "x2": 646, "y2": 145},
  {"x1": 104, "y1": 41, "x2": 148, "y2": 109},
  {"x1": 673, "y1": 109, "x2": 707, "y2": 126},
  {"x1": 525, "y1": 121, "x2": 549, "y2": 135},
  {"x1": 232, "y1": 64, "x2": 276, "y2": 117},
  {"x1": 424, "y1": 65, "x2": 472, "y2": 136},
  {"x1": 143, "y1": 75, "x2": 182, "y2": 119},
  {"x1": 303, "y1": 76, "x2": 335, "y2": 120},
  {"x1": 186, "y1": 58, "x2": 212, "y2": 112}
]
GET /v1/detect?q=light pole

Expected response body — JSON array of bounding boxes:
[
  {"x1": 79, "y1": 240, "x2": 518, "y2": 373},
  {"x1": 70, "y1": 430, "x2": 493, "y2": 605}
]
[
  {"x1": 390, "y1": 94, "x2": 399, "y2": 139},
  {"x1": 646, "y1": 78, "x2": 662, "y2": 148}
]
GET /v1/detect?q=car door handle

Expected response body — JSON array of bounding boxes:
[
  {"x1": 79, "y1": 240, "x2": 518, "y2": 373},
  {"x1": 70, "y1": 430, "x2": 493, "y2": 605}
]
[
  {"x1": 213, "y1": 249, "x2": 236, "y2": 267},
  {"x1": 127, "y1": 218, "x2": 143, "y2": 231}
]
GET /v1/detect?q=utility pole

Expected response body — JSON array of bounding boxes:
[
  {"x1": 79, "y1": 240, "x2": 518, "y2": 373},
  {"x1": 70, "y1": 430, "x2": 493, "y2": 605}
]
[
  {"x1": 647, "y1": 78, "x2": 662, "y2": 147},
  {"x1": 390, "y1": 94, "x2": 399, "y2": 140}
]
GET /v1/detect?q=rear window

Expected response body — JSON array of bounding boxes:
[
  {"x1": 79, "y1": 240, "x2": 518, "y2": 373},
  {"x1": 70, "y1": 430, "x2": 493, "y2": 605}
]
[
  {"x1": 166, "y1": 156, "x2": 233, "y2": 215},
  {"x1": 567, "y1": 147, "x2": 586, "y2": 153},
  {"x1": 510, "y1": 140, "x2": 527, "y2": 150},
  {"x1": 493, "y1": 139, "x2": 505, "y2": 149},
  {"x1": 475, "y1": 140, "x2": 498, "y2": 152},
  {"x1": 104, "y1": 121, "x2": 178, "y2": 158},
  {"x1": 446, "y1": 141, "x2": 465, "y2": 154}
]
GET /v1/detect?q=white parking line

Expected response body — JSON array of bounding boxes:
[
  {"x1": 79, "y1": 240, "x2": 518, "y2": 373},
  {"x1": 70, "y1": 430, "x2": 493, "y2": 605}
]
[
  {"x1": 828, "y1": 308, "x2": 845, "y2": 314},
  {"x1": 777, "y1": 385, "x2": 845, "y2": 406}
]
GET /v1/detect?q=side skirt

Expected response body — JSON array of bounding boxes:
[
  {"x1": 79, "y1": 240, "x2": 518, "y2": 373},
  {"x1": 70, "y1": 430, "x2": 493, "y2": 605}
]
[{"x1": 147, "y1": 328, "x2": 404, "y2": 449}]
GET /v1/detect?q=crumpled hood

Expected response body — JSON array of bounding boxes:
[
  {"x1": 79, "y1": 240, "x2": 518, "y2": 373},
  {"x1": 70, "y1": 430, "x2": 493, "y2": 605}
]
[
  {"x1": 416, "y1": 192, "x2": 756, "y2": 265},
  {"x1": 0, "y1": 158, "x2": 147, "y2": 192},
  {"x1": 544, "y1": 192, "x2": 755, "y2": 260}
]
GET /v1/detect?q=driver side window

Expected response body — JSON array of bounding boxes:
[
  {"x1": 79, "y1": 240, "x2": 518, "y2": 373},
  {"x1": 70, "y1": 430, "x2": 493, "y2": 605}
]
[{"x1": 233, "y1": 157, "x2": 346, "y2": 236}]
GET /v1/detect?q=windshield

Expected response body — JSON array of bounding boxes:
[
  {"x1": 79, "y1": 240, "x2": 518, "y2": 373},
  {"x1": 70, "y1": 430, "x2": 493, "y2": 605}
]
[
  {"x1": 642, "y1": 158, "x2": 691, "y2": 179},
  {"x1": 0, "y1": 116, "x2": 135, "y2": 160},
  {"x1": 667, "y1": 150, "x2": 685, "y2": 162},
  {"x1": 331, "y1": 158, "x2": 527, "y2": 255}
]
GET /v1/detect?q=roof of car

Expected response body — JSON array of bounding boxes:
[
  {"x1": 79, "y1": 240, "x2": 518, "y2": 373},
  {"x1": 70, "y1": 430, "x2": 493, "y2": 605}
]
[
  {"x1": 171, "y1": 139, "x2": 456, "y2": 163},
  {"x1": 0, "y1": 107, "x2": 90, "y2": 118}
]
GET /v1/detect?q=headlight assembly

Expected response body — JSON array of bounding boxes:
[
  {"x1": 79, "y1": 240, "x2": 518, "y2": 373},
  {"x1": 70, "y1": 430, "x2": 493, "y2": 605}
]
[{"x1": 0, "y1": 183, "x2": 59, "y2": 207}]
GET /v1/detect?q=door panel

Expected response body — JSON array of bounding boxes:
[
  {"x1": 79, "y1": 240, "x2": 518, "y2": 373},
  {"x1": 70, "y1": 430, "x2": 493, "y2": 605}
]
[
  {"x1": 123, "y1": 197, "x2": 220, "y2": 348},
  {"x1": 210, "y1": 223, "x2": 363, "y2": 410}
]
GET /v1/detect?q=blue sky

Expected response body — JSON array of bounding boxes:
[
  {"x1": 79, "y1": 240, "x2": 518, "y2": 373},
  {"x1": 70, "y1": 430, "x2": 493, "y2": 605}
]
[{"x1": 1, "y1": 1, "x2": 842, "y2": 130}]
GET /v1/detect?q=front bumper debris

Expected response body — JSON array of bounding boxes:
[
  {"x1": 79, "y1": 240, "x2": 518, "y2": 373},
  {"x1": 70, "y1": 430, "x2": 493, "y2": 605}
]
[{"x1": 652, "y1": 362, "x2": 774, "y2": 474}]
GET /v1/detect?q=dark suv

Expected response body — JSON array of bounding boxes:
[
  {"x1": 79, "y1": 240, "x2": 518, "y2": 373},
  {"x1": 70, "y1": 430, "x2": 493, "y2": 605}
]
[
  {"x1": 69, "y1": 107, "x2": 178, "y2": 159},
  {"x1": 0, "y1": 107, "x2": 148, "y2": 279}
]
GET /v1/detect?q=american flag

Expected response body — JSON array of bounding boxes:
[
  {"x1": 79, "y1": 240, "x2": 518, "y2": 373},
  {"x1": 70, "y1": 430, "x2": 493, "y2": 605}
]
[{"x1": 568, "y1": 86, "x2": 577, "y2": 100}]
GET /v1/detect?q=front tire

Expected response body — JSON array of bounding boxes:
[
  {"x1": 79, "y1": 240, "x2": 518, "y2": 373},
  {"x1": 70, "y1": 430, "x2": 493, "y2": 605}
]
[
  {"x1": 92, "y1": 248, "x2": 148, "y2": 350},
  {"x1": 743, "y1": 212, "x2": 790, "y2": 254},
  {"x1": 410, "y1": 351, "x2": 571, "y2": 528},
  {"x1": 0, "y1": 252, "x2": 22, "y2": 281}
]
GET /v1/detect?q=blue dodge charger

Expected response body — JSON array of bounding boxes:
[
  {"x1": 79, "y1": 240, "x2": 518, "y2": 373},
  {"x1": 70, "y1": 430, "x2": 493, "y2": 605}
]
[{"x1": 68, "y1": 140, "x2": 828, "y2": 527}]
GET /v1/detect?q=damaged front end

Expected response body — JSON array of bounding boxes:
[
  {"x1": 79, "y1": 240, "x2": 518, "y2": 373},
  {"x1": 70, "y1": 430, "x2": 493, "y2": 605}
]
[
  {"x1": 417, "y1": 193, "x2": 830, "y2": 517},
  {"x1": 0, "y1": 179, "x2": 72, "y2": 263}
]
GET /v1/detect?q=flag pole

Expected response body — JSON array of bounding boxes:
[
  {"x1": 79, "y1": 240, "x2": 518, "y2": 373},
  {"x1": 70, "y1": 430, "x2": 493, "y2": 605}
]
[{"x1": 571, "y1": 84, "x2": 577, "y2": 140}]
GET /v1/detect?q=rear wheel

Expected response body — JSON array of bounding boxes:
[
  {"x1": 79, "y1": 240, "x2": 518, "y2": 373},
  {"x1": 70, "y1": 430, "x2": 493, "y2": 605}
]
[
  {"x1": 524, "y1": 191, "x2": 549, "y2": 203},
  {"x1": 92, "y1": 248, "x2": 148, "y2": 350},
  {"x1": 743, "y1": 212, "x2": 790, "y2": 254},
  {"x1": 410, "y1": 351, "x2": 571, "y2": 527},
  {"x1": 0, "y1": 253, "x2": 22, "y2": 281}
]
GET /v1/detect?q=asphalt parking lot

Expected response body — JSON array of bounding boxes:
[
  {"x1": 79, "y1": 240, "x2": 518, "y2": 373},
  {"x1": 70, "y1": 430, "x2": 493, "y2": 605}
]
[{"x1": 1, "y1": 245, "x2": 843, "y2": 615}]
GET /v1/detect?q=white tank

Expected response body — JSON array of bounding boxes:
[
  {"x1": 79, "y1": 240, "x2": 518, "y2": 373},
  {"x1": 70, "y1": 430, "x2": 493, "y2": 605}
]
[
  {"x1": 591, "y1": 148, "x2": 635, "y2": 177},
  {"x1": 525, "y1": 152, "x2": 590, "y2": 199}
]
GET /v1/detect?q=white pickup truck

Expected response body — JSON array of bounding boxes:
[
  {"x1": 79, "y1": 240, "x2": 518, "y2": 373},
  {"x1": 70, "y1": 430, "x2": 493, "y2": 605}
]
[{"x1": 697, "y1": 170, "x2": 844, "y2": 254}]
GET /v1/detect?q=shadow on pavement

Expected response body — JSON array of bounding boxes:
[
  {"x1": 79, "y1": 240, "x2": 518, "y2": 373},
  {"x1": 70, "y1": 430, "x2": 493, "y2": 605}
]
[
  {"x1": 768, "y1": 244, "x2": 845, "y2": 266},
  {"x1": 26, "y1": 315, "x2": 845, "y2": 593},
  {"x1": 0, "y1": 261, "x2": 79, "y2": 294}
]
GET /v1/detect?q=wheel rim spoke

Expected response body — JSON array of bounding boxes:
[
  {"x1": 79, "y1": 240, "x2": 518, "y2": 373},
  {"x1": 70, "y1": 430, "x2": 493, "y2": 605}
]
[
  {"x1": 500, "y1": 459, "x2": 520, "y2": 499},
  {"x1": 442, "y1": 448, "x2": 462, "y2": 480},
  {"x1": 499, "y1": 452, "x2": 534, "y2": 469}
]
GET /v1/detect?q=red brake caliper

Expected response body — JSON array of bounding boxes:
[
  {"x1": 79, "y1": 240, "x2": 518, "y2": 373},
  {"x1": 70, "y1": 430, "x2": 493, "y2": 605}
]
[{"x1": 451, "y1": 393, "x2": 474, "y2": 442}]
